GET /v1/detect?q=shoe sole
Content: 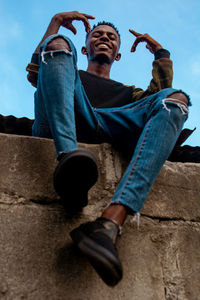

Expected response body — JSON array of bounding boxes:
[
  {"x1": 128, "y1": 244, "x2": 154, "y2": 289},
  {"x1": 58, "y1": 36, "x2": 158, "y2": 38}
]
[
  {"x1": 54, "y1": 149, "x2": 98, "y2": 211},
  {"x1": 70, "y1": 228, "x2": 122, "y2": 286}
]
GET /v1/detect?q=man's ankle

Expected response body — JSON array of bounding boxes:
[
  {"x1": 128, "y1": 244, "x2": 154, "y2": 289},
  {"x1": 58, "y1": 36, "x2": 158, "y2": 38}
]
[{"x1": 101, "y1": 204, "x2": 128, "y2": 226}]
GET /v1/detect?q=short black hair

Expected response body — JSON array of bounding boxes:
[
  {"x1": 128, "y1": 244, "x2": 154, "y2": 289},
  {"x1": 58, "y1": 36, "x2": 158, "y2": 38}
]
[{"x1": 86, "y1": 21, "x2": 120, "y2": 41}]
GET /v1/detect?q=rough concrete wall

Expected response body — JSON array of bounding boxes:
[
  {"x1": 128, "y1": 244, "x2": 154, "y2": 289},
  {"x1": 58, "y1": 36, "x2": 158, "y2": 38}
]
[{"x1": 0, "y1": 133, "x2": 200, "y2": 300}]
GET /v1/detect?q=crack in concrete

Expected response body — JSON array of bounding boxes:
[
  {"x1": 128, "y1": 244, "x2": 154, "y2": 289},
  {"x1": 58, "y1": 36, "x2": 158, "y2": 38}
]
[
  {"x1": 141, "y1": 213, "x2": 200, "y2": 224},
  {"x1": 152, "y1": 182, "x2": 200, "y2": 191}
]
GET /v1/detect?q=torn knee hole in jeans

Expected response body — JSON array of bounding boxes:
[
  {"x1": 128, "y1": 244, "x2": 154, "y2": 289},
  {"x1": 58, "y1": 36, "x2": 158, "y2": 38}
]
[
  {"x1": 162, "y1": 98, "x2": 189, "y2": 115},
  {"x1": 41, "y1": 49, "x2": 73, "y2": 64}
]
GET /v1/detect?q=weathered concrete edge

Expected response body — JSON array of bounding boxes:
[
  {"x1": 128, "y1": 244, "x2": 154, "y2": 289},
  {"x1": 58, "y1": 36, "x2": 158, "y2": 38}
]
[{"x1": 0, "y1": 133, "x2": 200, "y2": 221}]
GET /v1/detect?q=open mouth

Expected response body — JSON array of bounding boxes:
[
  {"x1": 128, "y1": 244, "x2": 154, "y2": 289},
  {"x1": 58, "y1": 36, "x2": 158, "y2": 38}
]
[{"x1": 96, "y1": 43, "x2": 111, "y2": 49}]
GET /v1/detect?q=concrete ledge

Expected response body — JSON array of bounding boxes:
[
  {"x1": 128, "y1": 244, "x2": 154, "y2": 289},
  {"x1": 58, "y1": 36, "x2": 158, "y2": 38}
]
[
  {"x1": 0, "y1": 133, "x2": 200, "y2": 220},
  {"x1": 0, "y1": 133, "x2": 200, "y2": 299}
]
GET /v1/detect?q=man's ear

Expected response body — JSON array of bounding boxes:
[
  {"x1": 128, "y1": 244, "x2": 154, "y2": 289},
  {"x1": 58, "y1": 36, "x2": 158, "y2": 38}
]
[
  {"x1": 81, "y1": 46, "x2": 88, "y2": 56},
  {"x1": 115, "y1": 52, "x2": 121, "y2": 61}
]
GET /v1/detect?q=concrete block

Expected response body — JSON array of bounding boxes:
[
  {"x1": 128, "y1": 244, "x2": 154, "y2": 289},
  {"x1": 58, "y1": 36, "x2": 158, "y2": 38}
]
[
  {"x1": 0, "y1": 133, "x2": 200, "y2": 299},
  {"x1": 0, "y1": 133, "x2": 199, "y2": 220}
]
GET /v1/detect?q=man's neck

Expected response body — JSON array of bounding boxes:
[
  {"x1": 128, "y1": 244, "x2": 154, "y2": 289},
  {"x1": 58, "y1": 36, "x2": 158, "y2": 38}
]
[{"x1": 86, "y1": 61, "x2": 112, "y2": 79}]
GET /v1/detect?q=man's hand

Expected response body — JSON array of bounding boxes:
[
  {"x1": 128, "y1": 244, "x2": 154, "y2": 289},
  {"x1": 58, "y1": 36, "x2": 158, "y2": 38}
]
[
  {"x1": 54, "y1": 11, "x2": 95, "y2": 34},
  {"x1": 34, "y1": 11, "x2": 95, "y2": 54},
  {"x1": 129, "y1": 29, "x2": 162, "y2": 54}
]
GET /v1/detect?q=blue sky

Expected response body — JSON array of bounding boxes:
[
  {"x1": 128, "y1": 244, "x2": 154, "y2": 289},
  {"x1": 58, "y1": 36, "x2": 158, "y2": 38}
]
[{"x1": 0, "y1": 0, "x2": 199, "y2": 146}]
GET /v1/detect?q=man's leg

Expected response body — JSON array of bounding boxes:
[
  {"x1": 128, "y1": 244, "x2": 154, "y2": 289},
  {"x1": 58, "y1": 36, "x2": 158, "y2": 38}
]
[
  {"x1": 33, "y1": 34, "x2": 99, "y2": 211},
  {"x1": 70, "y1": 89, "x2": 189, "y2": 286},
  {"x1": 102, "y1": 91, "x2": 189, "y2": 224},
  {"x1": 33, "y1": 35, "x2": 79, "y2": 155}
]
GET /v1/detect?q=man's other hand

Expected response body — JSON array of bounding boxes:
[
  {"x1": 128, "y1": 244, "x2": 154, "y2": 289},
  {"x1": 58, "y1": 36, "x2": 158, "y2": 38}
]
[{"x1": 129, "y1": 29, "x2": 162, "y2": 54}]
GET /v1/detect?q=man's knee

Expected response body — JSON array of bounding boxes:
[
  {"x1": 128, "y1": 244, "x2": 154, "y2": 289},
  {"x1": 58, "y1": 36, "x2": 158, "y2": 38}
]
[
  {"x1": 166, "y1": 92, "x2": 189, "y2": 107},
  {"x1": 46, "y1": 37, "x2": 71, "y2": 52}
]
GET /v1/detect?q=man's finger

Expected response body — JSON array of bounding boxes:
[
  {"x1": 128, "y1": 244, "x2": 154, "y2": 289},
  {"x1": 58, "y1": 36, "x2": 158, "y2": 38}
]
[
  {"x1": 131, "y1": 43, "x2": 137, "y2": 52},
  {"x1": 74, "y1": 15, "x2": 93, "y2": 33},
  {"x1": 81, "y1": 13, "x2": 95, "y2": 20},
  {"x1": 130, "y1": 37, "x2": 142, "y2": 52},
  {"x1": 80, "y1": 13, "x2": 95, "y2": 32},
  {"x1": 67, "y1": 23, "x2": 77, "y2": 35},
  {"x1": 81, "y1": 16, "x2": 93, "y2": 33},
  {"x1": 129, "y1": 29, "x2": 142, "y2": 37}
]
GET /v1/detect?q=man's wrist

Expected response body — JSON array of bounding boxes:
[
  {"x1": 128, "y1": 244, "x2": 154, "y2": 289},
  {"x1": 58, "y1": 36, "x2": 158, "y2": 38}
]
[{"x1": 154, "y1": 49, "x2": 170, "y2": 60}]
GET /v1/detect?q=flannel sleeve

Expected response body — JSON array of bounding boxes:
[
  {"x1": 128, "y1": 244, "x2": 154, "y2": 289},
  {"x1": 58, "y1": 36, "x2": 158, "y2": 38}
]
[
  {"x1": 131, "y1": 49, "x2": 173, "y2": 101},
  {"x1": 26, "y1": 53, "x2": 40, "y2": 88}
]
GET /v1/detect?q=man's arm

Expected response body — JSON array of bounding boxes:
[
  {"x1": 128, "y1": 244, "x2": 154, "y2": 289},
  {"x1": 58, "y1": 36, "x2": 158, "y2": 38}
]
[
  {"x1": 129, "y1": 30, "x2": 173, "y2": 101},
  {"x1": 26, "y1": 11, "x2": 95, "y2": 87}
]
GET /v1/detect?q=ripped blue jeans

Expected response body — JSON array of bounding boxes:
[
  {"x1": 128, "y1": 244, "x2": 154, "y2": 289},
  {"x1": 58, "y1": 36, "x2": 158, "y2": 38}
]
[{"x1": 33, "y1": 34, "x2": 189, "y2": 214}]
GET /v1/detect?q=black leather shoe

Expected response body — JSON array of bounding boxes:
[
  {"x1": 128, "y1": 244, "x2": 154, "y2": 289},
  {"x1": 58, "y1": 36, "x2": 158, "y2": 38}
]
[
  {"x1": 53, "y1": 149, "x2": 98, "y2": 212},
  {"x1": 70, "y1": 218, "x2": 123, "y2": 286}
]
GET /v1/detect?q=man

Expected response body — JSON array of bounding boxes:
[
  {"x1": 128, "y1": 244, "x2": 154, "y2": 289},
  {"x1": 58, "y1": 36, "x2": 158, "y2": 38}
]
[{"x1": 26, "y1": 11, "x2": 189, "y2": 286}]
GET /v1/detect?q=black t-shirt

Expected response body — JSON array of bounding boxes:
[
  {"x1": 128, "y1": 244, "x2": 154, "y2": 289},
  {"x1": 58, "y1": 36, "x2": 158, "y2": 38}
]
[
  {"x1": 79, "y1": 70, "x2": 133, "y2": 108},
  {"x1": 29, "y1": 49, "x2": 171, "y2": 109}
]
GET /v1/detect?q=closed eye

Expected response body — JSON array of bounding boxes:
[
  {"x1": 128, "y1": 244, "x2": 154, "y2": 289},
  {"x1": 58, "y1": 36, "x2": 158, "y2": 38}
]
[
  {"x1": 108, "y1": 34, "x2": 116, "y2": 40},
  {"x1": 92, "y1": 31, "x2": 117, "y2": 41},
  {"x1": 92, "y1": 32, "x2": 101, "y2": 37}
]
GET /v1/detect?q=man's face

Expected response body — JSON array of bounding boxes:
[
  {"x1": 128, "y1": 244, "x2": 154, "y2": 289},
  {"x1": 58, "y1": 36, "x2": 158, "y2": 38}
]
[{"x1": 84, "y1": 25, "x2": 121, "y2": 64}]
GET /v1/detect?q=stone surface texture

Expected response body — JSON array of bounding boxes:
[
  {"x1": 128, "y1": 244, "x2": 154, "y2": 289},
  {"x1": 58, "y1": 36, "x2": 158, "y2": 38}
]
[{"x1": 0, "y1": 133, "x2": 200, "y2": 300}]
